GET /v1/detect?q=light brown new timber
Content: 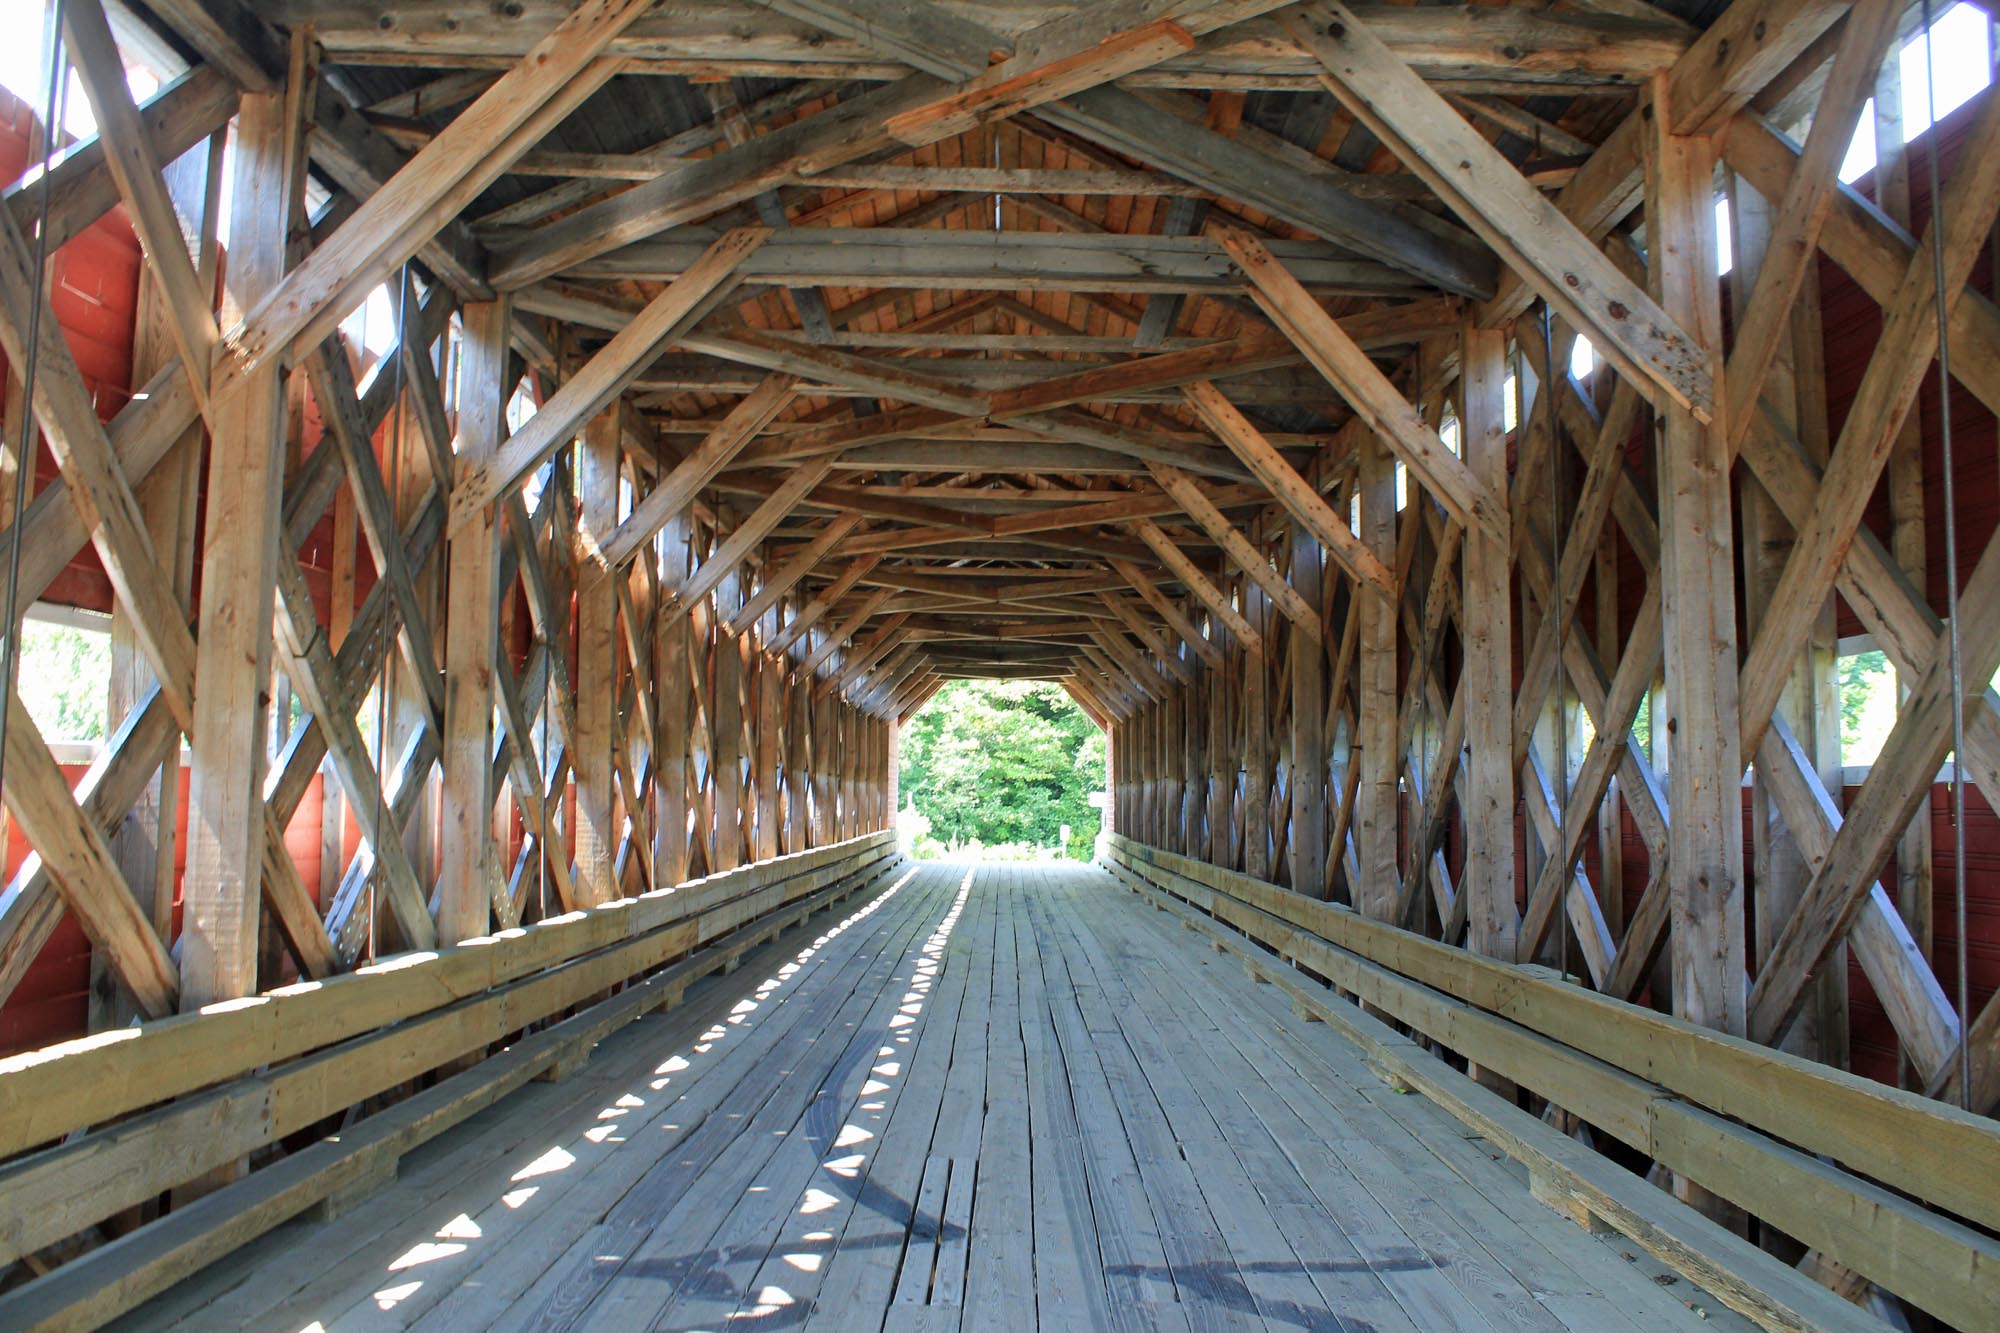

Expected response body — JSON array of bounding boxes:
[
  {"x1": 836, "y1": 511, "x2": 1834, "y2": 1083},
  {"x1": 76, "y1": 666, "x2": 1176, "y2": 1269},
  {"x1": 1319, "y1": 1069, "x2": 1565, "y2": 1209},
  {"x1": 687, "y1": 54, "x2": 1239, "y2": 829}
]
[
  {"x1": 1128, "y1": 517, "x2": 1262, "y2": 651},
  {"x1": 1217, "y1": 227, "x2": 1501, "y2": 540},
  {"x1": 1106, "y1": 554, "x2": 1221, "y2": 667},
  {"x1": 1181, "y1": 379, "x2": 1391, "y2": 597}
]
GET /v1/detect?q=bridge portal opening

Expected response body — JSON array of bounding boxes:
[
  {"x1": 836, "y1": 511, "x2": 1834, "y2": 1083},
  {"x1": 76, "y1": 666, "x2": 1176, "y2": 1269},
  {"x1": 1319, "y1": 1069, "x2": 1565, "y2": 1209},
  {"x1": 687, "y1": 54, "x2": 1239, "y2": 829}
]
[{"x1": 896, "y1": 680, "x2": 1106, "y2": 862}]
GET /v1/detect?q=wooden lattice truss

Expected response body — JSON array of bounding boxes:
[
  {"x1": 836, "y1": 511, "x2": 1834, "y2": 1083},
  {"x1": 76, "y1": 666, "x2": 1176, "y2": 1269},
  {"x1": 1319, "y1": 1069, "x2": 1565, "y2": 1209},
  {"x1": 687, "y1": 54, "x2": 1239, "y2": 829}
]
[{"x1": 0, "y1": 0, "x2": 1993, "y2": 1273}]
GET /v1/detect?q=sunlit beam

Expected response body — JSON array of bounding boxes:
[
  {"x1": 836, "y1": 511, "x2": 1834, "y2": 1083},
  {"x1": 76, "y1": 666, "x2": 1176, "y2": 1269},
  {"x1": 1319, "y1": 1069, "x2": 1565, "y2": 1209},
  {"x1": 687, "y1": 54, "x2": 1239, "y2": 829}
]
[
  {"x1": 388, "y1": 1242, "x2": 467, "y2": 1272},
  {"x1": 512, "y1": 1146, "x2": 575, "y2": 1181},
  {"x1": 350, "y1": 869, "x2": 921, "y2": 1312},
  {"x1": 372, "y1": 1280, "x2": 422, "y2": 1309}
]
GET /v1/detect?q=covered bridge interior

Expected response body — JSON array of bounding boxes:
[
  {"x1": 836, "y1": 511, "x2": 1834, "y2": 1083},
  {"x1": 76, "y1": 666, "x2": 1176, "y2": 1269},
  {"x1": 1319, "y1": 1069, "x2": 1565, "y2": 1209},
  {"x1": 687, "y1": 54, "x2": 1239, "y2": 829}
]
[{"x1": 0, "y1": 0, "x2": 1994, "y2": 1328}]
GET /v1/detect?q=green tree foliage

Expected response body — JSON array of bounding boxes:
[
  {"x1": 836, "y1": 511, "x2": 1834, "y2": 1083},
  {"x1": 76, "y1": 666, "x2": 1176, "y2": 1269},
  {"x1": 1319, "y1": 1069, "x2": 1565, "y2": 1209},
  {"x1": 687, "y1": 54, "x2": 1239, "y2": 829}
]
[
  {"x1": 16, "y1": 620, "x2": 111, "y2": 743},
  {"x1": 899, "y1": 680, "x2": 1106, "y2": 859},
  {"x1": 1836, "y1": 648, "x2": 1895, "y2": 764},
  {"x1": 1837, "y1": 649, "x2": 1888, "y2": 740}
]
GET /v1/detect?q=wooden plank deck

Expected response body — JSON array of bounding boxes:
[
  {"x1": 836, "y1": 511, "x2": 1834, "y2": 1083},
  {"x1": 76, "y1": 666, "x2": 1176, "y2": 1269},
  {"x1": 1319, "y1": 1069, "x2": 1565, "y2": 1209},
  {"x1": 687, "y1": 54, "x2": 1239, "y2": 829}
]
[{"x1": 118, "y1": 862, "x2": 1756, "y2": 1332}]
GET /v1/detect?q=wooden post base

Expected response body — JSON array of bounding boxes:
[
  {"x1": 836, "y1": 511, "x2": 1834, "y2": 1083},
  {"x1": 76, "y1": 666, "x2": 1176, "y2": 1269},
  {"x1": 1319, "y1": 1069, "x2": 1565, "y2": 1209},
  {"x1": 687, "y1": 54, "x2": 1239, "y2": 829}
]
[
  {"x1": 534, "y1": 1045, "x2": 593, "y2": 1084},
  {"x1": 1530, "y1": 1169, "x2": 1618, "y2": 1236},
  {"x1": 1365, "y1": 1058, "x2": 1414, "y2": 1094},
  {"x1": 306, "y1": 1151, "x2": 398, "y2": 1223}
]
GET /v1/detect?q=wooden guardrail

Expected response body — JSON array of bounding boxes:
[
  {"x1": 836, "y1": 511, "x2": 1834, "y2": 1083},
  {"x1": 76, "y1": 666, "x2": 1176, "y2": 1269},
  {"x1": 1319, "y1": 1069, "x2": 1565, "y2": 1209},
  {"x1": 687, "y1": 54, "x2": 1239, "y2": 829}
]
[
  {"x1": 1102, "y1": 834, "x2": 1999, "y2": 1333},
  {"x1": 0, "y1": 830, "x2": 901, "y2": 1317}
]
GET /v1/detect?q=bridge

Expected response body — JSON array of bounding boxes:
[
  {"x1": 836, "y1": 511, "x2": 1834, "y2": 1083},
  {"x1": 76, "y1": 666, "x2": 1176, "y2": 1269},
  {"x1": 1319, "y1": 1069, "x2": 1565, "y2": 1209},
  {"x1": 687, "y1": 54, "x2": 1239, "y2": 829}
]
[{"x1": 0, "y1": 0, "x2": 1992, "y2": 1328}]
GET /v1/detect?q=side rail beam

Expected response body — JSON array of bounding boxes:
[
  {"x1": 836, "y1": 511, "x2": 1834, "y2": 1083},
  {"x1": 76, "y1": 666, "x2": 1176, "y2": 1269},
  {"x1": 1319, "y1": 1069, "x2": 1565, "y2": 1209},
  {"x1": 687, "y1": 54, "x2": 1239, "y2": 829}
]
[
  {"x1": 1101, "y1": 833, "x2": 1998, "y2": 1332},
  {"x1": 0, "y1": 834, "x2": 902, "y2": 1289}
]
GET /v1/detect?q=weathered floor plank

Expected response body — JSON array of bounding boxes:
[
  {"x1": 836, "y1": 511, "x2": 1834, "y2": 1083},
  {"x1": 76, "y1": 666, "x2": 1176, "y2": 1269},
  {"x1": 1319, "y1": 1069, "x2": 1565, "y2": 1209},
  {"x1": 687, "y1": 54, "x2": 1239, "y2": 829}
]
[{"x1": 123, "y1": 862, "x2": 1757, "y2": 1332}]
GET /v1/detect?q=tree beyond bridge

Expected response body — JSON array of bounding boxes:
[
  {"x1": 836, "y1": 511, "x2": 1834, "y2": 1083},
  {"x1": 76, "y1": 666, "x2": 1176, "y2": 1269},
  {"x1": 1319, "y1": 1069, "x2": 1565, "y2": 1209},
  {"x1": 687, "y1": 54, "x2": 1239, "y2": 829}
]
[{"x1": 899, "y1": 681, "x2": 1104, "y2": 860}]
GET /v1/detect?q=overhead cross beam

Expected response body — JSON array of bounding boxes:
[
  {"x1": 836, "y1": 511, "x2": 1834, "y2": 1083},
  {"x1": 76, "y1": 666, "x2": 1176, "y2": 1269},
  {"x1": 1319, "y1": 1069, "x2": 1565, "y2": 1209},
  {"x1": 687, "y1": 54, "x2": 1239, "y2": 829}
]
[
  {"x1": 1479, "y1": 0, "x2": 1851, "y2": 326},
  {"x1": 1282, "y1": 0, "x2": 1712, "y2": 422},
  {"x1": 452, "y1": 228, "x2": 773, "y2": 532},
  {"x1": 490, "y1": 5, "x2": 1225, "y2": 289},
  {"x1": 1181, "y1": 381, "x2": 1393, "y2": 597},
  {"x1": 211, "y1": 0, "x2": 652, "y2": 402},
  {"x1": 1217, "y1": 227, "x2": 1504, "y2": 542}
]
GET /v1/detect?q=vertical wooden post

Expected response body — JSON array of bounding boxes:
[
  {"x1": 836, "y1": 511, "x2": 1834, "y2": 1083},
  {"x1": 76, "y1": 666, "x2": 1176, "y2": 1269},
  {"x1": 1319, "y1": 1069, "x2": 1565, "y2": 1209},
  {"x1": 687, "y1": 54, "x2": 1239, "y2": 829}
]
[
  {"x1": 1290, "y1": 522, "x2": 1328, "y2": 898},
  {"x1": 180, "y1": 90, "x2": 294, "y2": 1009},
  {"x1": 812, "y1": 677, "x2": 836, "y2": 845},
  {"x1": 1149, "y1": 699, "x2": 1168, "y2": 850},
  {"x1": 438, "y1": 298, "x2": 512, "y2": 944},
  {"x1": 884, "y1": 704, "x2": 898, "y2": 837},
  {"x1": 1647, "y1": 86, "x2": 1747, "y2": 1037},
  {"x1": 784, "y1": 621, "x2": 811, "y2": 853},
  {"x1": 712, "y1": 568, "x2": 746, "y2": 869},
  {"x1": 1243, "y1": 554, "x2": 1272, "y2": 878},
  {"x1": 1184, "y1": 667, "x2": 1205, "y2": 860},
  {"x1": 686, "y1": 531, "x2": 715, "y2": 877},
  {"x1": 872, "y1": 713, "x2": 888, "y2": 830},
  {"x1": 654, "y1": 511, "x2": 691, "y2": 884},
  {"x1": 836, "y1": 702, "x2": 855, "y2": 840},
  {"x1": 1461, "y1": 324, "x2": 1519, "y2": 960},
  {"x1": 1108, "y1": 713, "x2": 1123, "y2": 839},
  {"x1": 1136, "y1": 707, "x2": 1149, "y2": 845},
  {"x1": 755, "y1": 640, "x2": 781, "y2": 861},
  {"x1": 572, "y1": 409, "x2": 620, "y2": 904},
  {"x1": 1355, "y1": 432, "x2": 1400, "y2": 919},
  {"x1": 1208, "y1": 613, "x2": 1232, "y2": 864},
  {"x1": 100, "y1": 133, "x2": 216, "y2": 1026}
]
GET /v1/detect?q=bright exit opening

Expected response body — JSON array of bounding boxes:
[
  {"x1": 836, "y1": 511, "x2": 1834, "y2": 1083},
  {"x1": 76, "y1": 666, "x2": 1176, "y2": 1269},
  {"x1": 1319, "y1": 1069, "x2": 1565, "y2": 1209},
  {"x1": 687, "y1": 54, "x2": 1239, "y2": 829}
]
[{"x1": 896, "y1": 680, "x2": 1106, "y2": 862}]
